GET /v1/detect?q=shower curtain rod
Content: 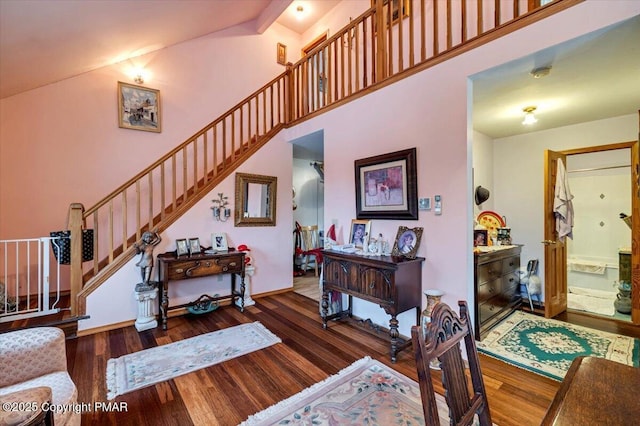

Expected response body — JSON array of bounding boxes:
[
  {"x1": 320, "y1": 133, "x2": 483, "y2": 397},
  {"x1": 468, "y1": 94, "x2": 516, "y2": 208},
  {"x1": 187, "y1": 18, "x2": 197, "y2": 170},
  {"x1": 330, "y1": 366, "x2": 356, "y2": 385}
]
[{"x1": 567, "y1": 164, "x2": 631, "y2": 173}]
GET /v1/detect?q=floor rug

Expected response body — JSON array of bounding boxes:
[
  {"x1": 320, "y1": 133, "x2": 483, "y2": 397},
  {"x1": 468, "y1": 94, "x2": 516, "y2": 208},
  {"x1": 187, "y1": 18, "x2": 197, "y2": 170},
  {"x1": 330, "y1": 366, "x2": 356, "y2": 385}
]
[
  {"x1": 106, "y1": 321, "x2": 280, "y2": 399},
  {"x1": 477, "y1": 311, "x2": 640, "y2": 381},
  {"x1": 240, "y1": 356, "x2": 455, "y2": 426},
  {"x1": 567, "y1": 286, "x2": 616, "y2": 316}
]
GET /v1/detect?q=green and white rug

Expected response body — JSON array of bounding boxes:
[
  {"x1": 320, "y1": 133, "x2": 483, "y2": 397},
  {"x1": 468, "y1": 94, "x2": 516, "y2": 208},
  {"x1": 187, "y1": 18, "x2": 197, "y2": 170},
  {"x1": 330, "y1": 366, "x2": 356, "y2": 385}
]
[
  {"x1": 106, "y1": 321, "x2": 281, "y2": 399},
  {"x1": 477, "y1": 311, "x2": 640, "y2": 381}
]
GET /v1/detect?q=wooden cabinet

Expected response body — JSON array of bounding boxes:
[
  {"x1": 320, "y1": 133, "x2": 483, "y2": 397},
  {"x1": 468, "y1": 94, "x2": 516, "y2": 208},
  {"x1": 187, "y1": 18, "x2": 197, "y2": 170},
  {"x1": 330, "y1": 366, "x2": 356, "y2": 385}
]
[
  {"x1": 474, "y1": 246, "x2": 521, "y2": 340},
  {"x1": 157, "y1": 251, "x2": 245, "y2": 330},
  {"x1": 321, "y1": 250, "x2": 424, "y2": 362}
]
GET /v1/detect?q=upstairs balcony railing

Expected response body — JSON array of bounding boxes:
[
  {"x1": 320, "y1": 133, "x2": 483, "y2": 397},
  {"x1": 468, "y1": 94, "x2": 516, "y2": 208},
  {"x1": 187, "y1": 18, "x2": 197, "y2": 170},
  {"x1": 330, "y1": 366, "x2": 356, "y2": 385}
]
[{"x1": 60, "y1": 0, "x2": 580, "y2": 317}]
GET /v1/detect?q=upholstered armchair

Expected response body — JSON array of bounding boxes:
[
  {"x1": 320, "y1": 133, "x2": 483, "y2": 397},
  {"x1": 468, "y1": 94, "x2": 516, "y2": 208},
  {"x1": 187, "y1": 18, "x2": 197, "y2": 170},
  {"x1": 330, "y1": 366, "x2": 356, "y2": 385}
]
[{"x1": 0, "y1": 327, "x2": 80, "y2": 425}]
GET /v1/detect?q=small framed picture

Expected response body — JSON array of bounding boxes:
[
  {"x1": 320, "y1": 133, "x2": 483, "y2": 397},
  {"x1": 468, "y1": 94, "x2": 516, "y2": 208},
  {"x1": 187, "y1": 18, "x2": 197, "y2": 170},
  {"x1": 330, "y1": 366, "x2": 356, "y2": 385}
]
[
  {"x1": 188, "y1": 238, "x2": 201, "y2": 255},
  {"x1": 117, "y1": 81, "x2": 161, "y2": 132},
  {"x1": 474, "y1": 229, "x2": 488, "y2": 247},
  {"x1": 176, "y1": 239, "x2": 189, "y2": 257},
  {"x1": 391, "y1": 226, "x2": 423, "y2": 259},
  {"x1": 211, "y1": 232, "x2": 228, "y2": 252},
  {"x1": 277, "y1": 42, "x2": 287, "y2": 65},
  {"x1": 349, "y1": 219, "x2": 372, "y2": 248}
]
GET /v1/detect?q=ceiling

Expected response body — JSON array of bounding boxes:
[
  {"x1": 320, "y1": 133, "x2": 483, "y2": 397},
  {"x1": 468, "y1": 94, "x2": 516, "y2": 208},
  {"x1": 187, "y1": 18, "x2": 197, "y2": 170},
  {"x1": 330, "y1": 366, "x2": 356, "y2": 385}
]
[
  {"x1": 473, "y1": 14, "x2": 640, "y2": 139},
  {"x1": 0, "y1": 1, "x2": 638, "y2": 140},
  {"x1": 0, "y1": 0, "x2": 339, "y2": 100}
]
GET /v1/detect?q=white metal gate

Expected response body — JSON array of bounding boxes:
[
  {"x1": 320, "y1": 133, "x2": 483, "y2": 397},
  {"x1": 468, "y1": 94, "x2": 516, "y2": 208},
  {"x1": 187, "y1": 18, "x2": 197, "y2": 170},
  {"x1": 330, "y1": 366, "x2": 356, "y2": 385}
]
[{"x1": 0, "y1": 237, "x2": 62, "y2": 322}]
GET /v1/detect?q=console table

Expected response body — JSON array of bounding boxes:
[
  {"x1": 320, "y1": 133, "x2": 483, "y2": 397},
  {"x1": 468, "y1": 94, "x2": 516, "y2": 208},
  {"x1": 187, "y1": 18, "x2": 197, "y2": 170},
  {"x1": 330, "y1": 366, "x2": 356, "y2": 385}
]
[
  {"x1": 321, "y1": 250, "x2": 424, "y2": 362},
  {"x1": 157, "y1": 250, "x2": 246, "y2": 330}
]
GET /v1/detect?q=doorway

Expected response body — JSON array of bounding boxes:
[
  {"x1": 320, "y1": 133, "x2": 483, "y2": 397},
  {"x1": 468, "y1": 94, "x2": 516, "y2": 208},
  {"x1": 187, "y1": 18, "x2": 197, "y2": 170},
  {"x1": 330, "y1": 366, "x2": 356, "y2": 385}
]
[
  {"x1": 291, "y1": 130, "x2": 325, "y2": 292},
  {"x1": 544, "y1": 141, "x2": 639, "y2": 324}
]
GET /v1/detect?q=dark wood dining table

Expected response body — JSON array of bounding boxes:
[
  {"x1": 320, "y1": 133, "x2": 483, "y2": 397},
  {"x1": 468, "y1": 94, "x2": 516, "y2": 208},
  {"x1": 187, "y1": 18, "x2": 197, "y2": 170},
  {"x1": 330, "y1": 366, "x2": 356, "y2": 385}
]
[{"x1": 541, "y1": 356, "x2": 640, "y2": 425}]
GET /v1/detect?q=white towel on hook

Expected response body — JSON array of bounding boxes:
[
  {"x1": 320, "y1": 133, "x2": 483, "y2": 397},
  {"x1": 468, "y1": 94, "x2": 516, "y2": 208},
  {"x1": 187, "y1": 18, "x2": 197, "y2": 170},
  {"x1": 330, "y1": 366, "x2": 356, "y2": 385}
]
[{"x1": 553, "y1": 159, "x2": 574, "y2": 241}]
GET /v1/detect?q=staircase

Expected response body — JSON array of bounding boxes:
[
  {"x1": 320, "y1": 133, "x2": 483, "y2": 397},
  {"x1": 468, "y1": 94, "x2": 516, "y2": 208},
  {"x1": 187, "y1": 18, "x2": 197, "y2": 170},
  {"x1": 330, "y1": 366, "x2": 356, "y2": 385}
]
[{"x1": 49, "y1": 0, "x2": 583, "y2": 320}]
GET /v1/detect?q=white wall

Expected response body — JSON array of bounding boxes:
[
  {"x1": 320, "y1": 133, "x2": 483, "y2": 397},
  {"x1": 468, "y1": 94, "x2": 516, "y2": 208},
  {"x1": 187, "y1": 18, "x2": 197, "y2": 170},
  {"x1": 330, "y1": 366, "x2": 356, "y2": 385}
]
[
  {"x1": 293, "y1": 158, "x2": 324, "y2": 232},
  {"x1": 83, "y1": 133, "x2": 293, "y2": 331},
  {"x1": 285, "y1": 1, "x2": 640, "y2": 338},
  {"x1": 472, "y1": 130, "x2": 495, "y2": 217}
]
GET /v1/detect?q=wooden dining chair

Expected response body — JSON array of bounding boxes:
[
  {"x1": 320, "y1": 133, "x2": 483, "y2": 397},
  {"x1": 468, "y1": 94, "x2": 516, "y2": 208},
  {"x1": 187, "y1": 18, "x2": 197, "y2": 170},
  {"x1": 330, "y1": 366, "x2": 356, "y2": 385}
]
[
  {"x1": 411, "y1": 301, "x2": 492, "y2": 426},
  {"x1": 300, "y1": 224, "x2": 322, "y2": 276}
]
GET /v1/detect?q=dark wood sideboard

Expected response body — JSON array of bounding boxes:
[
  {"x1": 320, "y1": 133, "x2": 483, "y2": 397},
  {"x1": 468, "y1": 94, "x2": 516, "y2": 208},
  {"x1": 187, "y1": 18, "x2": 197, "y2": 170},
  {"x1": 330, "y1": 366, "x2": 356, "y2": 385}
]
[
  {"x1": 474, "y1": 245, "x2": 521, "y2": 340},
  {"x1": 321, "y1": 249, "x2": 424, "y2": 362},
  {"x1": 157, "y1": 250, "x2": 245, "y2": 330}
]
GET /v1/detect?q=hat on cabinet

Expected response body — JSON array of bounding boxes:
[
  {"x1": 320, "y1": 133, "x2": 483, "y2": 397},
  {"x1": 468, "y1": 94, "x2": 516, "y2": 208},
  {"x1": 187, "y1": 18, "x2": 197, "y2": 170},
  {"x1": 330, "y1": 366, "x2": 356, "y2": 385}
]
[{"x1": 475, "y1": 186, "x2": 490, "y2": 205}]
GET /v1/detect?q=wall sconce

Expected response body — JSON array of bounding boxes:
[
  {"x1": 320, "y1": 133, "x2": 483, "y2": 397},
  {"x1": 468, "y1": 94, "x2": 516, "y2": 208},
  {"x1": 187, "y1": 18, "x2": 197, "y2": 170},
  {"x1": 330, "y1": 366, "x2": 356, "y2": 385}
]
[
  {"x1": 522, "y1": 106, "x2": 538, "y2": 125},
  {"x1": 211, "y1": 192, "x2": 231, "y2": 222},
  {"x1": 131, "y1": 67, "x2": 147, "y2": 85}
]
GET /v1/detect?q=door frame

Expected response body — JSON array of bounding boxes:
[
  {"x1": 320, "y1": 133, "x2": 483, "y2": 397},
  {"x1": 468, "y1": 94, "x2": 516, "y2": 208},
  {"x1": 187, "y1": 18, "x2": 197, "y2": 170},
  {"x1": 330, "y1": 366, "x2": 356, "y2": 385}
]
[{"x1": 544, "y1": 140, "x2": 639, "y2": 324}]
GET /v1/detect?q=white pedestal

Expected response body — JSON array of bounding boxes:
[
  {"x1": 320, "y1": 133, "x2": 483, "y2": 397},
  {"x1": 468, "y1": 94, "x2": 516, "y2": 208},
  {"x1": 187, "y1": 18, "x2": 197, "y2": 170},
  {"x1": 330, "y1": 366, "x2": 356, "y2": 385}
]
[
  {"x1": 235, "y1": 265, "x2": 256, "y2": 308},
  {"x1": 134, "y1": 286, "x2": 158, "y2": 332}
]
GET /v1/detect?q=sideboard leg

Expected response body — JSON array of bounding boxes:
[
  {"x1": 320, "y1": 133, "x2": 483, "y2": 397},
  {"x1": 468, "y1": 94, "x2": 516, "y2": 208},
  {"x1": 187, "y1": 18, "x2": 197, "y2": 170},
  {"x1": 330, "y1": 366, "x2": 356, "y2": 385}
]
[{"x1": 389, "y1": 315, "x2": 399, "y2": 363}]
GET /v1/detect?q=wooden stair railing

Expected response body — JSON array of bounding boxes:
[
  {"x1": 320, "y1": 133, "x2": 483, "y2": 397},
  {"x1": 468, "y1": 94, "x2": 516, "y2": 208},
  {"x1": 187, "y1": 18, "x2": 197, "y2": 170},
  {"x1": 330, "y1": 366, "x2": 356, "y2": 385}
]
[
  {"x1": 72, "y1": 71, "x2": 289, "y2": 315},
  {"x1": 67, "y1": 0, "x2": 581, "y2": 317}
]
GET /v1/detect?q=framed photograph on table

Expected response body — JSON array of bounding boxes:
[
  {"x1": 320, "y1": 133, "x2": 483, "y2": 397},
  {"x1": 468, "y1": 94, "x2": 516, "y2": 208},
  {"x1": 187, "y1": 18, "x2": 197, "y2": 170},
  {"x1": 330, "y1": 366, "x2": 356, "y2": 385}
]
[
  {"x1": 211, "y1": 232, "x2": 228, "y2": 252},
  {"x1": 355, "y1": 147, "x2": 418, "y2": 220},
  {"x1": 391, "y1": 226, "x2": 423, "y2": 259},
  {"x1": 474, "y1": 229, "x2": 488, "y2": 247},
  {"x1": 188, "y1": 238, "x2": 201, "y2": 255},
  {"x1": 176, "y1": 239, "x2": 189, "y2": 257},
  {"x1": 117, "y1": 81, "x2": 161, "y2": 132},
  {"x1": 349, "y1": 219, "x2": 372, "y2": 248}
]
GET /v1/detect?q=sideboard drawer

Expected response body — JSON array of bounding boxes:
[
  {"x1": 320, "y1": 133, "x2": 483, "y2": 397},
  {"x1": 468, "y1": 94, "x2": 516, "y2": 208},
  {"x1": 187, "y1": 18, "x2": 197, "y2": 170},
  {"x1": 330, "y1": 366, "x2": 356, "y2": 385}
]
[
  {"x1": 477, "y1": 261, "x2": 504, "y2": 284},
  {"x1": 477, "y1": 279, "x2": 501, "y2": 303},
  {"x1": 167, "y1": 255, "x2": 243, "y2": 280}
]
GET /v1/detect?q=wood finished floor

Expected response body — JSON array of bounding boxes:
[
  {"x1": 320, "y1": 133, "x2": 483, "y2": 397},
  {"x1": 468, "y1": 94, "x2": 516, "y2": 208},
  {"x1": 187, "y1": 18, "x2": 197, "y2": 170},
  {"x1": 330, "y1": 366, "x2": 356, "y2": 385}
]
[{"x1": 65, "y1": 289, "x2": 640, "y2": 426}]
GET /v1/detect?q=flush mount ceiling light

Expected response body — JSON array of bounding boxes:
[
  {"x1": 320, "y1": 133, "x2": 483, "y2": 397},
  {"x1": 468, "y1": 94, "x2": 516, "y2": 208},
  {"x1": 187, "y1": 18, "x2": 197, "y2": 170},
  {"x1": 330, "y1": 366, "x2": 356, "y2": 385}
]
[
  {"x1": 530, "y1": 66, "x2": 552, "y2": 79},
  {"x1": 522, "y1": 106, "x2": 538, "y2": 125},
  {"x1": 295, "y1": 5, "x2": 305, "y2": 19}
]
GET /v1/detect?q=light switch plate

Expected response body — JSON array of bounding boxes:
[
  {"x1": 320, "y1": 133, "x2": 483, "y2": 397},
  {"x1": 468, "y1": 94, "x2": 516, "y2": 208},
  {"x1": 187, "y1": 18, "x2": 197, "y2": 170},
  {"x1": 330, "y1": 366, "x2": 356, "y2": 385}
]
[{"x1": 419, "y1": 197, "x2": 431, "y2": 210}]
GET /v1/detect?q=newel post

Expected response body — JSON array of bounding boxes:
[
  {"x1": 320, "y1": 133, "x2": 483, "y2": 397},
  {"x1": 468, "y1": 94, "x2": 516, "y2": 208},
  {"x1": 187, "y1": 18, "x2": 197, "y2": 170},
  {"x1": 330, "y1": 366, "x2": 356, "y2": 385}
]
[{"x1": 68, "y1": 203, "x2": 85, "y2": 316}]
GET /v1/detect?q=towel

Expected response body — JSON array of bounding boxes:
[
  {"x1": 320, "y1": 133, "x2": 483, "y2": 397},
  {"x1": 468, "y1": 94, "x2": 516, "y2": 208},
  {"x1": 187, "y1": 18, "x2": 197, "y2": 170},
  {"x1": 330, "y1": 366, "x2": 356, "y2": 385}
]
[
  {"x1": 553, "y1": 159, "x2": 574, "y2": 241},
  {"x1": 569, "y1": 260, "x2": 606, "y2": 275}
]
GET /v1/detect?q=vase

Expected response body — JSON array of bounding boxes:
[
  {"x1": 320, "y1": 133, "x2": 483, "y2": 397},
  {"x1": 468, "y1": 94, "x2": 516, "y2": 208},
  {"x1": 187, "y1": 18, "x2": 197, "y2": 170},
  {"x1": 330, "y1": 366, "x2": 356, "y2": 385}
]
[
  {"x1": 614, "y1": 282, "x2": 632, "y2": 314},
  {"x1": 421, "y1": 289, "x2": 444, "y2": 370}
]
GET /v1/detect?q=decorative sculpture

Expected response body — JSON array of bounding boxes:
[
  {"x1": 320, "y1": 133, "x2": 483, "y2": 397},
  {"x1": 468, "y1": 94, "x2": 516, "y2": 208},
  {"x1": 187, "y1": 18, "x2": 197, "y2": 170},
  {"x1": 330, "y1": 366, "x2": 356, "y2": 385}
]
[{"x1": 134, "y1": 230, "x2": 162, "y2": 290}]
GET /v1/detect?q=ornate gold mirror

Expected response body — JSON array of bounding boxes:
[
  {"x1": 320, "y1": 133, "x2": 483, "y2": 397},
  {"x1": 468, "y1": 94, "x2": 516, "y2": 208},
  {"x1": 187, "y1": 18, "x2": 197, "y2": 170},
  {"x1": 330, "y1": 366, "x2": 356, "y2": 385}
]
[{"x1": 235, "y1": 173, "x2": 277, "y2": 227}]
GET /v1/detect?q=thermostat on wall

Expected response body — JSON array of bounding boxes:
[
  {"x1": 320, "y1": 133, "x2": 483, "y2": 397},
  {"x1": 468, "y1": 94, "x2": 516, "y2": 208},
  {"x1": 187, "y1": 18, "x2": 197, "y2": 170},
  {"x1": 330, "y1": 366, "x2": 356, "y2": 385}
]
[{"x1": 419, "y1": 197, "x2": 431, "y2": 210}]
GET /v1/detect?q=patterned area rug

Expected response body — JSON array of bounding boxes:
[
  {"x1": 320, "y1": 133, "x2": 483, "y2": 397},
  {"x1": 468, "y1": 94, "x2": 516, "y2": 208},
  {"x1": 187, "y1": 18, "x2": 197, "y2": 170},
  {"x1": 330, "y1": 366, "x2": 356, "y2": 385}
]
[
  {"x1": 106, "y1": 321, "x2": 280, "y2": 399},
  {"x1": 240, "y1": 356, "x2": 453, "y2": 426},
  {"x1": 477, "y1": 311, "x2": 640, "y2": 381}
]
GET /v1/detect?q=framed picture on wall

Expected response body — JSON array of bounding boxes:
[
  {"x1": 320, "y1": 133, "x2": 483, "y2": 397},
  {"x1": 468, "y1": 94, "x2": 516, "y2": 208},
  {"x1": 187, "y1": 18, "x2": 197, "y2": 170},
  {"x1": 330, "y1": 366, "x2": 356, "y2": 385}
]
[
  {"x1": 355, "y1": 148, "x2": 418, "y2": 220},
  {"x1": 277, "y1": 42, "x2": 287, "y2": 65},
  {"x1": 117, "y1": 81, "x2": 161, "y2": 133}
]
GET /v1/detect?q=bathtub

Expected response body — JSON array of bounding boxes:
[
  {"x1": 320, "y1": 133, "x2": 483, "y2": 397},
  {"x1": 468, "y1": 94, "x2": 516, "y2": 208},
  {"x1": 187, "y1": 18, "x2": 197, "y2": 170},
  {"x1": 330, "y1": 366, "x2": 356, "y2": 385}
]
[{"x1": 567, "y1": 256, "x2": 619, "y2": 292}]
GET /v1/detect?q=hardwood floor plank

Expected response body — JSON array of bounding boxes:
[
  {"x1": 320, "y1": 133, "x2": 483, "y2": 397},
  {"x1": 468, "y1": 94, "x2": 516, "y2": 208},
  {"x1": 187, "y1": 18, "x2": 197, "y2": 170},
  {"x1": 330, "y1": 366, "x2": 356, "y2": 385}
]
[{"x1": 65, "y1": 290, "x2": 640, "y2": 425}]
